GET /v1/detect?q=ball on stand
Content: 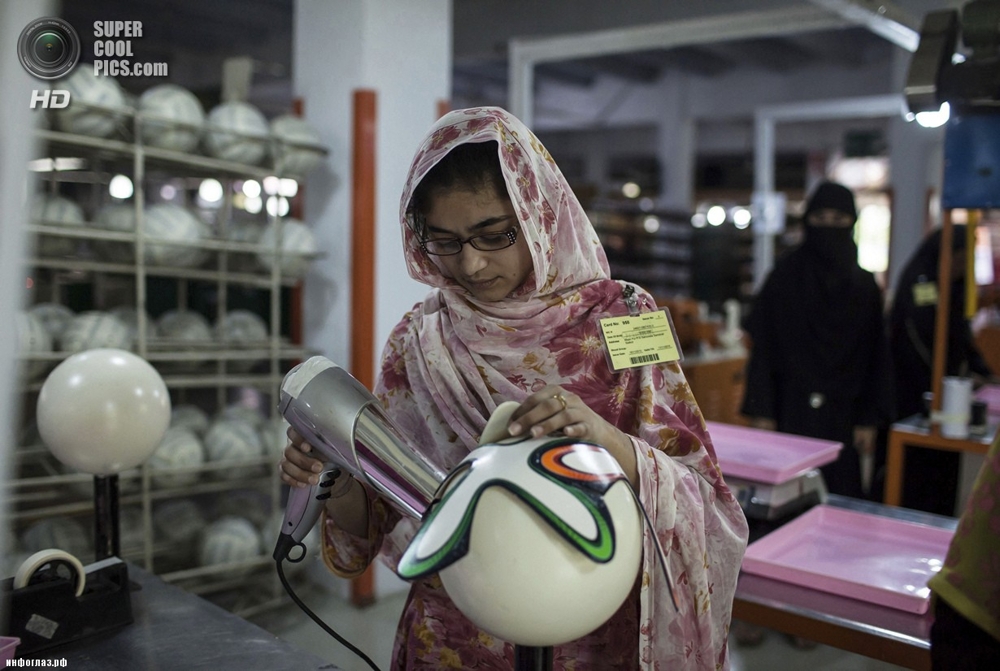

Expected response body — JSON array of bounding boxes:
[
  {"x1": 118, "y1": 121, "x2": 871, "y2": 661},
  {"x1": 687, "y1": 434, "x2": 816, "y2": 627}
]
[{"x1": 36, "y1": 348, "x2": 171, "y2": 476}]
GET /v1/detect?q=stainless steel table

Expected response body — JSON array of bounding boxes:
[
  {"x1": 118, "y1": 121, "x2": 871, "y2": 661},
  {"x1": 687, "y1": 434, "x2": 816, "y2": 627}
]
[
  {"x1": 23, "y1": 564, "x2": 340, "y2": 670},
  {"x1": 733, "y1": 495, "x2": 957, "y2": 671}
]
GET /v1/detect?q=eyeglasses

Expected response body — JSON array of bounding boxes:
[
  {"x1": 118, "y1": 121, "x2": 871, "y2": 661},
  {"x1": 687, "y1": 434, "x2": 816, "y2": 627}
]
[{"x1": 420, "y1": 227, "x2": 519, "y2": 256}]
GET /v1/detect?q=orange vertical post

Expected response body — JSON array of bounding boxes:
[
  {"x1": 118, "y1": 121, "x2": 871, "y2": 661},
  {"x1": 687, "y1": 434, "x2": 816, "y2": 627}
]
[
  {"x1": 929, "y1": 210, "x2": 953, "y2": 436},
  {"x1": 349, "y1": 89, "x2": 378, "y2": 607}
]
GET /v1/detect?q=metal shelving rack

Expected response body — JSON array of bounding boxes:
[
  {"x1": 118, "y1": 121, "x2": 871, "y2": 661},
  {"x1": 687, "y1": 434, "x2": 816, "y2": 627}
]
[{"x1": 8, "y1": 105, "x2": 326, "y2": 617}]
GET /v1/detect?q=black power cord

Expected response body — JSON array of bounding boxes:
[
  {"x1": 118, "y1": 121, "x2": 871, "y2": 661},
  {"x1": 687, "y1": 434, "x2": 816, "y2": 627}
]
[{"x1": 275, "y1": 546, "x2": 383, "y2": 671}]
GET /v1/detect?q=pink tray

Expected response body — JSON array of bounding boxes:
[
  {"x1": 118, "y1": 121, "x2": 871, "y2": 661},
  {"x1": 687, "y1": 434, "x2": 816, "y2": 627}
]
[
  {"x1": 706, "y1": 421, "x2": 842, "y2": 484},
  {"x1": 742, "y1": 505, "x2": 954, "y2": 613}
]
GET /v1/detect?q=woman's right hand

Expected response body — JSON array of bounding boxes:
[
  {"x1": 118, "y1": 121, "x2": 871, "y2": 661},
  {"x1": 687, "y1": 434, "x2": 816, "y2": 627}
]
[{"x1": 279, "y1": 426, "x2": 325, "y2": 489}]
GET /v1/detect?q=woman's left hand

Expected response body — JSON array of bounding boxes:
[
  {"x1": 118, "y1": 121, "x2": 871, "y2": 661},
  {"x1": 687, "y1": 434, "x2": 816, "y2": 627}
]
[{"x1": 506, "y1": 385, "x2": 638, "y2": 486}]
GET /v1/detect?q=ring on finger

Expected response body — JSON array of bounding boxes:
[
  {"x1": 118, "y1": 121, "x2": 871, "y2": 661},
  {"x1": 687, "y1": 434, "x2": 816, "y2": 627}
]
[{"x1": 553, "y1": 393, "x2": 568, "y2": 412}]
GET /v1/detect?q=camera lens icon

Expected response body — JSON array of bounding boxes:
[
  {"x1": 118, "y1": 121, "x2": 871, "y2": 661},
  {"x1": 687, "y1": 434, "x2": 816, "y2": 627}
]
[{"x1": 18, "y1": 18, "x2": 81, "y2": 80}]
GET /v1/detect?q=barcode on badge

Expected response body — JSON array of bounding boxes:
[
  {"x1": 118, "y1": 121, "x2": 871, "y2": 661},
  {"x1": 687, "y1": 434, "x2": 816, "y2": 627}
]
[{"x1": 629, "y1": 353, "x2": 660, "y2": 365}]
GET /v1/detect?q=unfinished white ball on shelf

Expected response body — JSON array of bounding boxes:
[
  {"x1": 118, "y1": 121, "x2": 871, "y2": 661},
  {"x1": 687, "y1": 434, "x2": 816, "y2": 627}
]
[
  {"x1": 204, "y1": 101, "x2": 269, "y2": 165},
  {"x1": 218, "y1": 404, "x2": 266, "y2": 430},
  {"x1": 170, "y1": 404, "x2": 210, "y2": 436},
  {"x1": 216, "y1": 310, "x2": 268, "y2": 345},
  {"x1": 270, "y1": 115, "x2": 325, "y2": 178},
  {"x1": 52, "y1": 65, "x2": 127, "y2": 138},
  {"x1": 15, "y1": 311, "x2": 53, "y2": 380},
  {"x1": 155, "y1": 309, "x2": 212, "y2": 374},
  {"x1": 20, "y1": 516, "x2": 91, "y2": 558},
  {"x1": 203, "y1": 418, "x2": 265, "y2": 480},
  {"x1": 143, "y1": 204, "x2": 205, "y2": 268},
  {"x1": 92, "y1": 203, "x2": 137, "y2": 263},
  {"x1": 29, "y1": 303, "x2": 74, "y2": 343},
  {"x1": 156, "y1": 309, "x2": 212, "y2": 343},
  {"x1": 108, "y1": 305, "x2": 157, "y2": 346},
  {"x1": 154, "y1": 499, "x2": 208, "y2": 546},
  {"x1": 138, "y1": 84, "x2": 206, "y2": 153},
  {"x1": 256, "y1": 218, "x2": 317, "y2": 278},
  {"x1": 58, "y1": 311, "x2": 132, "y2": 353},
  {"x1": 198, "y1": 515, "x2": 263, "y2": 568},
  {"x1": 30, "y1": 193, "x2": 86, "y2": 258},
  {"x1": 148, "y1": 426, "x2": 205, "y2": 488}
]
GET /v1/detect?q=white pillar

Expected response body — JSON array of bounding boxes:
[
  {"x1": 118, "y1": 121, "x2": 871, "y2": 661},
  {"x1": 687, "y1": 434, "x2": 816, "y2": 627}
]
[
  {"x1": 1, "y1": 0, "x2": 52, "y2": 554},
  {"x1": 293, "y1": 0, "x2": 451, "y2": 373},
  {"x1": 294, "y1": 1, "x2": 450, "y2": 600},
  {"x1": 656, "y1": 71, "x2": 695, "y2": 211}
]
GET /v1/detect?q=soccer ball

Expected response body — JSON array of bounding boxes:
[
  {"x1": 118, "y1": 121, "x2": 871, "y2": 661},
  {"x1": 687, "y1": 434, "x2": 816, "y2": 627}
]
[
  {"x1": 52, "y1": 65, "x2": 127, "y2": 138},
  {"x1": 257, "y1": 219, "x2": 317, "y2": 278},
  {"x1": 143, "y1": 204, "x2": 205, "y2": 268},
  {"x1": 31, "y1": 193, "x2": 86, "y2": 258},
  {"x1": 204, "y1": 102, "x2": 269, "y2": 165},
  {"x1": 137, "y1": 84, "x2": 205, "y2": 153},
  {"x1": 271, "y1": 115, "x2": 324, "y2": 178}
]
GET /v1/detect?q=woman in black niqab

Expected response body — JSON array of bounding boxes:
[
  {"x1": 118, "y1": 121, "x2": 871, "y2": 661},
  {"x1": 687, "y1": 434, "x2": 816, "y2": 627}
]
[{"x1": 741, "y1": 182, "x2": 894, "y2": 498}]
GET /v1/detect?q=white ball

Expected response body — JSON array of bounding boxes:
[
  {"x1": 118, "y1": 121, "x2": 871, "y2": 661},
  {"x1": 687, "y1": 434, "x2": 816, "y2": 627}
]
[
  {"x1": 36, "y1": 348, "x2": 171, "y2": 475},
  {"x1": 58, "y1": 311, "x2": 132, "y2": 353},
  {"x1": 401, "y1": 439, "x2": 644, "y2": 647},
  {"x1": 257, "y1": 219, "x2": 317, "y2": 277},
  {"x1": 92, "y1": 203, "x2": 136, "y2": 263},
  {"x1": 218, "y1": 404, "x2": 266, "y2": 429},
  {"x1": 216, "y1": 310, "x2": 268, "y2": 344},
  {"x1": 53, "y1": 65, "x2": 127, "y2": 138},
  {"x1": 154, "y1": 499, "x2": 207, "y2": 546},
  {"x1": 20, "y1": 516, "x2": 91, "y2": 558},
  {"x1": 31, "y1": 193, "x2": 86, "y2": 257},
  {"x1": 170, "y1": 404, "x2": 210, "y2": 436},
  {"x1": 148, "y1": 427, "x2": 205, "y2": 488},
  {"x1": 270, "y1": 115, "x2": 324, "y2": 178},
  {"x1": 108, "y1": 305, "x2": 157, "y2": 346},
  {"x1": 224, "y1": 220, "x2": 265, "y2": 272},
  {"x1": 155, "y1": 309, "x2": 212, "y2": 374},
  {"x1": 138, "y1": 84, "x2": 205, "y2": 152},
  {"x1": 15, "y1": 311, "x2": 53, "y2": 380},
  {"x1": 143, "y1": 204, "x2": 205, "y2": 268},
  {"x1": 204, "y1": 102, "x2": 269, "y2": 165},
  {"x1": 203, "y1": 419, "x2": 265, "y2": 480},
  {"x1": 156, "y1": 309, "x2": 212, "y2": 343},
  {"x1": 198, "y1": 515, "x2": 263, "y2": 568},
  {"x1": 29, "y1": 303, "x2": 75, "y2": 342}
]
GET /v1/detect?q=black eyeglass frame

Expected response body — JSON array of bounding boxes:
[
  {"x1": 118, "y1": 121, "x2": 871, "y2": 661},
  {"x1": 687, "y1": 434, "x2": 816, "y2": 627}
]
[{"x1": 419, "y1": 226, "x2": 519, "y2": 256}]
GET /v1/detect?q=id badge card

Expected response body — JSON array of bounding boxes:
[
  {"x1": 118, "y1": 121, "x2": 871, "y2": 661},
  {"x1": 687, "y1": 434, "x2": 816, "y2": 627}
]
[
  {"x1": 598, "y1": 309, "x2": 682, "y2": 372},
  {"x1": 912, "y1": 281, "x2": 939, "y2": 306}
]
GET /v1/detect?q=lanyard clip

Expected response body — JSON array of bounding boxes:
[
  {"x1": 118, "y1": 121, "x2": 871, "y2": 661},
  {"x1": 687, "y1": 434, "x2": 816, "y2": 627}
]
[{"x1": 623, "y1": 285, "x2": 639, "y2": 317}]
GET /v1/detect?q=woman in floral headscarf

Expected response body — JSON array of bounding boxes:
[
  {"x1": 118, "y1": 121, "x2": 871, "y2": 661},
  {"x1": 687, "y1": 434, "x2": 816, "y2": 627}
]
[{"x1": 281, "y1": 107, "x2": 748, "y2": 670}]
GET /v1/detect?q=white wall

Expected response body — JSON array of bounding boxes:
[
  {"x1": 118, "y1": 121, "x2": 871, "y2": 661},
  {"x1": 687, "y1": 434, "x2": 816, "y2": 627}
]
[{"x1": 293, "y1": 0, "x2": 451, "y2": 374}]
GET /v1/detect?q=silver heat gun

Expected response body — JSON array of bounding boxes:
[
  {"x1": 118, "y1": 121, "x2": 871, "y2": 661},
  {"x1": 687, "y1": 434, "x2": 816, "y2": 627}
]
[{"x1": 273, "y1": 356, "x2": 447, "y2": 562}]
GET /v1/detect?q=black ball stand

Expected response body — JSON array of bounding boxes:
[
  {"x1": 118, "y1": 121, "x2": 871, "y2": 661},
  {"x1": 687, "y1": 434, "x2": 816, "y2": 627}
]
[
  {"x1": 514, "y1": 645, "x2": 553, "y2": 671},
  {"x1": 94, "y1": 474, "x2": 121, "y2": 561}
]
